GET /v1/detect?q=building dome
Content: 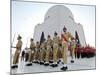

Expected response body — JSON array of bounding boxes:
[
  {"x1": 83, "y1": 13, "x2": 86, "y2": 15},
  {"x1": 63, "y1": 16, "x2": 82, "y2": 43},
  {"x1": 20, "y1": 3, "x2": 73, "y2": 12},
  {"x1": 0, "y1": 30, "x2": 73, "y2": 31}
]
[{"x1": 44, "y1": 5, "x2": 74, "y2": 21}]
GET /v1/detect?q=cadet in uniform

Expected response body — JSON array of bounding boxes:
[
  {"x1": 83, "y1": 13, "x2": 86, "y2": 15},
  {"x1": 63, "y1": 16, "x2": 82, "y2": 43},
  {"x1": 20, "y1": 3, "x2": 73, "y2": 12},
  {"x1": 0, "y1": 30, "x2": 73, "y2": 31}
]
[
  {"x1": 51, "y1": 32, "x2": 59, "y2": 67},
  {"x1": 44, "y1": 35, "x2": 52, "y2": 66},
  {"x1": 57, "y1": 37, "x2": 62, "y2": 63},
  {"x1": 40, "y1": 40, "x2": 46, "y2": 65},
  {"x1": 26, "y1": 38, "x2": 35, "y2": 66},
  {"x1": 11, "y1": 35, "x2": 23, "y2": 69},
  {"x1": 61, "y1": 26, "x2": 73, "y2": 71},
  {"x1": 34, "y1": 41, "x2": 40, "y2": 63}
]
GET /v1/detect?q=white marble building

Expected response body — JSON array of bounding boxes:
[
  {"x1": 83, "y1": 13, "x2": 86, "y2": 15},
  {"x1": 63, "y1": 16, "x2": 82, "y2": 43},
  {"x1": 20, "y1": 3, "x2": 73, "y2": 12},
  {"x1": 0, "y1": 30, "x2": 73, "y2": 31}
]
[{"x1": 33, "y1": 5, "x2": 86, "y2": 47}]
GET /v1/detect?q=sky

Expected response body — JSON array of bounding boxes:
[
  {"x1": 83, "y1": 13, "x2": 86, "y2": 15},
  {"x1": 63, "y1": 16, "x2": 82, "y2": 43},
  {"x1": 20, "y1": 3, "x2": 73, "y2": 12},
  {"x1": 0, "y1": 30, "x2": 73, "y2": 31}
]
[{"x1": 12, "y1": 0, "x2": 95, "y2": 50}]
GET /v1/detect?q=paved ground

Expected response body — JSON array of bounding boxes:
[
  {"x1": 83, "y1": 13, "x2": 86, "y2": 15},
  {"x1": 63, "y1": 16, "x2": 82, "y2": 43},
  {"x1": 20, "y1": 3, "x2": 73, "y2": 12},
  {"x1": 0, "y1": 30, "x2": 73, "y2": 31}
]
[{"x1": 11, "y1": 56, "x2": 95, "y2": 74}]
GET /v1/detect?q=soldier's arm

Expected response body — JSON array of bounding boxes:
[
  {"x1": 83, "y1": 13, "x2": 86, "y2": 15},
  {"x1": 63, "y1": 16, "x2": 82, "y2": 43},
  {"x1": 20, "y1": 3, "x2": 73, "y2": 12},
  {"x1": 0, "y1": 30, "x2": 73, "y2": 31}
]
[
  {"x1": 11, "y1": 46, "x2": 16, "y2": 48},
  {"x1": 16, "y1": 40, "x2": 22, "y2": 49}
]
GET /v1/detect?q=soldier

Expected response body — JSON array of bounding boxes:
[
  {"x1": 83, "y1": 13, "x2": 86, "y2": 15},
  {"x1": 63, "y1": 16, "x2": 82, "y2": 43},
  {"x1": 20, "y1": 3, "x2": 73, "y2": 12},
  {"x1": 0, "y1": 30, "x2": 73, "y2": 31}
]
[
  {"x1": 26, "y1": 38, "x2": 35, "y2": 66},
  {"x1": 70, "y1": 37, "x2": 76, "y2": 63},
  {"x1": 11, "y1": 35, "x2": 23, "y2": 69},
  {"x1": 51, "y1": 32, "x2": 59, "y2": 67},
  {"x1": 34, "y1": 41, "x2": 40, "y2": 63},
  {"x1": 30, "y1": 38, "x2": 35, "y2": 63},
  {"x1": 57, "y1": 37, "x2": 62, "y2": 63},
  {"x1": 44, "y1": 35, "x2": 52, "y2": 66},
  {"x1": 61, "y1": 26, "x2": 73, "y2": 71},
  {"x1": 40, "y1": 39, "x2": 46, "y2": 65}
]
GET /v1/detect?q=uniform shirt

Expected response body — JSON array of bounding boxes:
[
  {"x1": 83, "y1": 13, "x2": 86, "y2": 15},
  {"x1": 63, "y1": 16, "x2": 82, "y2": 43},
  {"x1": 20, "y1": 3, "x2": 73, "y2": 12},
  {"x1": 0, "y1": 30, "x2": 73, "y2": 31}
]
[
  {"x1": 47, "y1": 38, "x2": 52, "y2": 46},
  {"x1": 16, "y1": 39, "x2": 22, "y2": 50},
  {"x1": 30, "y1": 41, "x2": 35, "y2": 50},
  {"x1": 62, "y1": 32, "x2": 73, "y2": 43},
  {"x1": 36, "y1": 43, "x2": 40, "y2": 51},
  {"x1": 53, "y1": 36, "x2": 60, "y2": 44}
]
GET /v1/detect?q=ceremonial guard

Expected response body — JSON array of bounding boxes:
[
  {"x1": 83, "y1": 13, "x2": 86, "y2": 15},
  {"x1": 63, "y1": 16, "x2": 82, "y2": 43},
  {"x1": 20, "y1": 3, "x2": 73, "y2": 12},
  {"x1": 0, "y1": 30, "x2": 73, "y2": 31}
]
[
  {"x1": 34, "y1": 41, "x2": 40, "y2": 63},
  {"x1": 11, "y1": 35, "x2": 23, "y2": 69},
  {"x1": 51, "y1": 32, "x2": 59, "y2": 67},
  {"x1": 40, "y1": 40, "x2": 46, "y2": 65},
  {"x1": 57, "y1": 37, "x2": 62, "y2": 63},
  {"x1": 44, "y1": 35, "x2": 52, "y2": 66},
  {"x1": 61, "y1": 26, "x2": 73, "y2": 71},
  {"x1": 26, "y1": 38, "x2": 35, "y2": 66}
]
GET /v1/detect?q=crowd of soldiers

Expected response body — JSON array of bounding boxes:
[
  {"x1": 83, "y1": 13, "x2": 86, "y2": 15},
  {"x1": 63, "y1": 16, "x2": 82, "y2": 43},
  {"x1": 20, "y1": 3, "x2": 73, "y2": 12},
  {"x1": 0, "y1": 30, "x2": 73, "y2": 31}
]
[{"x1": 11, "y1": 26, "x2": 77, "y2": 71}]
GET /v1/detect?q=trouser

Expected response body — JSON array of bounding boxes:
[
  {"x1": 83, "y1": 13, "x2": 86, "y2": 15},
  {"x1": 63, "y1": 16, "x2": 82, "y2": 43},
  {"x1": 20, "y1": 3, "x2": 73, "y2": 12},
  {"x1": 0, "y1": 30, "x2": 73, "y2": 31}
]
[
  {"x1": 45, "y1": 46, "x2": 51, "y2": 62},
  {"x1": 13, "y1": 50, "x2": 20, "y2": 65},
  {"x1": 62, "y1": 43, "x2": 68, "y2": 64},
  {"x1": 57, "y1": 48, "x2": 62, "y2": 60},
  {"x1": 40, "y1": 50, "x2": 45, "y2": 62},
  {"x1": 70, "y1": 46, "x2": 75, "y2": 59},
  {"x1": 34, "y1": 50, "x2": 39, "y2": 61},
  {"x1": 49, "y1": 50, "x2": 53, "y2": 61},
  {"x1": 53, "y1": 44, "x2": 58, "y2": 63},
  {"x1": 31, "y1": 51, "x2": 34, "y2": 61}
]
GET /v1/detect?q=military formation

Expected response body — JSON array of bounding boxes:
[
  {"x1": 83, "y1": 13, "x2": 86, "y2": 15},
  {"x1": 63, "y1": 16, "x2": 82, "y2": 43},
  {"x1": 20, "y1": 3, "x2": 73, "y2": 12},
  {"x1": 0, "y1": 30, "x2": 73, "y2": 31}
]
[{"x1": 11, "y1": 26, "x2": 78, "y2": 71}]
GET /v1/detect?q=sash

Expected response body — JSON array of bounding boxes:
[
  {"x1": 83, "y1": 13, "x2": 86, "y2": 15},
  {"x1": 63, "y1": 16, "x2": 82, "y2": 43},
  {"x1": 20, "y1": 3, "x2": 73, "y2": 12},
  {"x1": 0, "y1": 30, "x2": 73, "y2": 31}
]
[{"x1": 61, "y1": 34, "x2": 67, "y2": 42}]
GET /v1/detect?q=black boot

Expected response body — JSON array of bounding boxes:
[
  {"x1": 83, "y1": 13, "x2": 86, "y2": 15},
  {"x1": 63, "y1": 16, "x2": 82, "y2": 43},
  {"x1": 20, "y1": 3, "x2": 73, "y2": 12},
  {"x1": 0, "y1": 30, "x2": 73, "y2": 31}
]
[
  {"x1": 54, "y1": 64, "x2": 58, "y2": 67},
  {"x1": 40, "y1": 62, "x2": 44, "y2": 65},
  {"x1": 50, "y1": 63, "x2": 58, "y2": 67},
  {"x1": 70, "y1": 60, "x2": 74, "y2": 63},
  {"x1": 11, "y1": 66, "x2": 16, "y2": 69},
  {"x1": 44, "y1": 62, "x2": 49, "y2": 66},
  {"x1": 57, "y1": 60, "x2": 60, "y2": 64},
  {"x1": 26, "y1": 63, "x2": 32, "y2": 66},
  {"x1": 34, "y1": 61, "x2": 38, "y2": 63},
  {"x1": 61, "y1": 66, "x2": 68, "y2": 71},
  {"x1": 49, "y1": 60, "x2": 53, "y2": 64},
  {"x1": 11, "y1": 65, "x2": 18, "y2": 69}
]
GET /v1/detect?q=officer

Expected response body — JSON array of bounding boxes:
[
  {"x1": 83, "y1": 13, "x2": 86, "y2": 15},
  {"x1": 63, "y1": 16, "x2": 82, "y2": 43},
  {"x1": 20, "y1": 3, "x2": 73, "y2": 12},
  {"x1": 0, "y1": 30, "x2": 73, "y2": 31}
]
[
  {"x1": 26, "y1": 38, "x2": 35, "y2": 66},
  {"x1": 11, "y1": 35, "x2": 23, "y2": 69},
  {"x1": 61, "y1": 26, "x2": 73, "y2": 71}
]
